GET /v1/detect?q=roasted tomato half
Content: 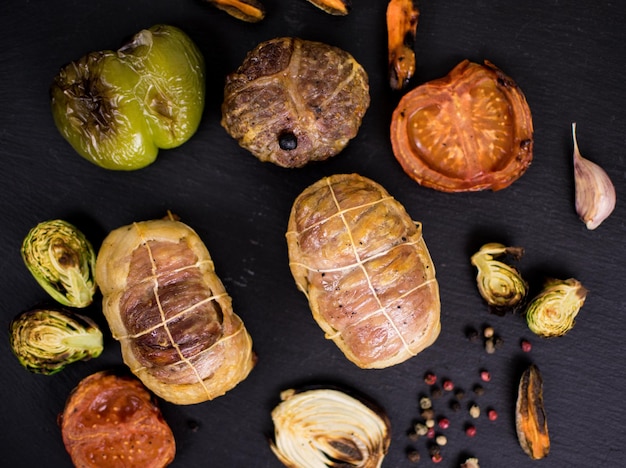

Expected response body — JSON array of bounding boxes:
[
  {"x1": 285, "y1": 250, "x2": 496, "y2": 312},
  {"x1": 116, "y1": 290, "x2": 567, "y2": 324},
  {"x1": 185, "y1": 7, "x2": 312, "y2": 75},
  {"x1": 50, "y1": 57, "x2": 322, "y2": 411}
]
[
  {"x1": 59, "y1": 371, "x2": 176, "y2": 468},
  {"x1": 391, "y1": 60, "x2": 533, "y2": 192}
]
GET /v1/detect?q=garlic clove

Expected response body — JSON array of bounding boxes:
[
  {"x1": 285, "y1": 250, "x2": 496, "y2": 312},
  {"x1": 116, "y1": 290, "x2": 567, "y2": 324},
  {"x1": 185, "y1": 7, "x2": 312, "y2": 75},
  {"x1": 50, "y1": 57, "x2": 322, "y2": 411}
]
[{"x1": 572, "y1": 122, "x2": 616, "y2": 230}]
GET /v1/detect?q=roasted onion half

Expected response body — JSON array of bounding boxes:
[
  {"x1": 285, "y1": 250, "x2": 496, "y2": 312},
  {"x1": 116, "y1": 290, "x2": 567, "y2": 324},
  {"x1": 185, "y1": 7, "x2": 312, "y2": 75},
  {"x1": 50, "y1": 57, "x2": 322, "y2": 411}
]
[{"x1": 270, "y1": 388, "x2": 390, "y2": 468}]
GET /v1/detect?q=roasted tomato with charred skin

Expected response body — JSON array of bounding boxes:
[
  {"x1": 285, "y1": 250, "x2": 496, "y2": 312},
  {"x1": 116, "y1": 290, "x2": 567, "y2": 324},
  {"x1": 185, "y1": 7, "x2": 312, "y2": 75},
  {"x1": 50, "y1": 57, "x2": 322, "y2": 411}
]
[
  {"x1": 59, "y1": 371, "x2": 176, "y2": 468},
  {"x1": 391, "y1": 60, "x2": 534, "y2": 192}
]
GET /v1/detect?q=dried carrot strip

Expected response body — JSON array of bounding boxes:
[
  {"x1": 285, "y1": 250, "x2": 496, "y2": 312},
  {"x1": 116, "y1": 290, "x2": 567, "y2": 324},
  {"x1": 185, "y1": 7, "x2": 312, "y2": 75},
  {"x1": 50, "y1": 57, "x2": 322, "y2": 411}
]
[
  {"x1": 387, "y1": 0, "x2": 419, "y2": 90},
  {"x1": 305, "y1": 0, "x2": 351, "y2": 15},
  {"x1": 206, "y1": 0, "x2": 265, "y2": 22}
]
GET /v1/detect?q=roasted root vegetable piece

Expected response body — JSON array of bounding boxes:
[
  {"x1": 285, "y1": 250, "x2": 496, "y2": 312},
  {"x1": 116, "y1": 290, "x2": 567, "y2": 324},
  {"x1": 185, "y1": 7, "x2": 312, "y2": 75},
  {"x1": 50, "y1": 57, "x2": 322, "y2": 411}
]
[
  {"x1": 286, "y1": 174, "x2": 440, "y2": 368},
  {"x1": 205, "y1": 0, "x2": 265, "y2": 22},
  {"x1": 304, "y1": 0, "x2": 351, "y2": 15},
  {"x1": 60, "y1": 371, "x2": 176, "y2": 468},
  {"x1": 51, "y1": 25, "x2": 205, "y2": 170},
  {"x1": 387, "y1": 0, "x2": 419, "y2": 90},
  {"x1": 10, "y1": 309, "x2": 103, "y2": 375},
  {"x1": 391, "y1": 60, "x2": 533, "y2": 192},
  {"x1": 516, "y1": 365, "x2": 550, "y2": 460},
  {"x1": 21, "y1": 219, "x2": 96, "y2": 308},
  {"x1": 270, "y1": 388, "x2": 390, "y2": 468},
  {"x1": 95, "y1": 216, "x2": 255, "y2": 404}
]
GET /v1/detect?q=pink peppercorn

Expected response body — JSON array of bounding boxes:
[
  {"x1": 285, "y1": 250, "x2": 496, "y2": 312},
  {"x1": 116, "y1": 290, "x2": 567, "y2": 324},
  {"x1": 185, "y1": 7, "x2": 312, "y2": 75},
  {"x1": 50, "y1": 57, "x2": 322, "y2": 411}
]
[
  {"x1": 424, "y1": 372, "x2": 437, "y2": 385},
  {"x1": 431, "y1": 453, "x2": 443, "y2": 463},
  {"x1": 426, "y1": 427, "x2": 436, "y2": 439},
  {"x1": 438, "y1": 417, "x2": 450, "y2": 429},
  {"x1": 521, "y1": 339, "x2": 532, "y2": 352},
  {"x1": 480, "y1": 370, "x2": 491, "y2": 382},
  {"x1": 488, "y1": 409, "x2": 498, "y2": 421},
  {"x1": 465, "y1": 425, "x2": 477, "y2": 437},
  {"x1": 442, "y1": 379, "x2": 454, "y2": 391}
]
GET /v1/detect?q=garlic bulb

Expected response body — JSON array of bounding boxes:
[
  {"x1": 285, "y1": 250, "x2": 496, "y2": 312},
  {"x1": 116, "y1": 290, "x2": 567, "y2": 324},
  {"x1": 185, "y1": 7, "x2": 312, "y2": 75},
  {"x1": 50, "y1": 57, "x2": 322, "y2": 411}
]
[{"x1": 572, "y1": 122, "x2": 616, "y2": 230}]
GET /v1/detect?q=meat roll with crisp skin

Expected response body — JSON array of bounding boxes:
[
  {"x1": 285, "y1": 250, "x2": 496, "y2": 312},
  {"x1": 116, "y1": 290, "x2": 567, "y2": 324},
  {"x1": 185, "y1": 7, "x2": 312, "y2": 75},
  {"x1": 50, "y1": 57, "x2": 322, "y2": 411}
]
[
  {"x1": 287, "y1": 174, "x2": 441, "y2": 368},
  {"x1": 96, "y1": 217, "x2": 255, "y2": 404}
]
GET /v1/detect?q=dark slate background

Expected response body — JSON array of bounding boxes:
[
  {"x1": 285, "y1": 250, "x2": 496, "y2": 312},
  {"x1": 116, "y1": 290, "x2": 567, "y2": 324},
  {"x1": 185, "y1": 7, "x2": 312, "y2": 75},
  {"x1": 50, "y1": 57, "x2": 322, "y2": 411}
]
[{"x1": 1, "y1": 1, "x2": 625, "y2": 466}]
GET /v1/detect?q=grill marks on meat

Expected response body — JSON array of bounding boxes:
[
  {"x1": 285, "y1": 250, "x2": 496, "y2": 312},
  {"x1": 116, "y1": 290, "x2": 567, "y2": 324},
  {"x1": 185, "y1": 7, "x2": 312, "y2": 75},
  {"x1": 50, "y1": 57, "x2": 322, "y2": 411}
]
[{"x1": 120, "y1": 238, "x2": 224, "y2": 385}]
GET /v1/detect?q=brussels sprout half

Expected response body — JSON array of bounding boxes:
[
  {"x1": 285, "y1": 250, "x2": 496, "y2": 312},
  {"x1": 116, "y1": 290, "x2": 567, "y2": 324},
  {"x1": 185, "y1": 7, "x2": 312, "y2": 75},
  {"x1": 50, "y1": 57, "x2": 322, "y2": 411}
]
[
  {"x1": 9, "y1": 309, "x2": 103, "y2": 375},
  {"x1": 525, "y1": 278, "x2": 587, "y2": 337},
  {"x1": 471, "y1": 242, "x2": 528, "y2": 315},
  {"x1": 21, "y1": 219, "x2": 96, "y2": 308}
]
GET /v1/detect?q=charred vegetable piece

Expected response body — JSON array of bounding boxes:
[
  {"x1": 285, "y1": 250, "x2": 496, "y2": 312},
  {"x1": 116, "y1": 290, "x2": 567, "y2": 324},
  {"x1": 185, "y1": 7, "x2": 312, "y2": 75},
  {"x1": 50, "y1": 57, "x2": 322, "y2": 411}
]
[
  {"x1": 387, "y1": 0, "x2": 419, "y2": 90},
  {"x1": 96, "y1": 216, "x2": 255, "y2": 404},
  {"x1": 21, "y1": 219, "x2": 96, "y2": 308},
  {"x1": 470, "y1": 243, "x2": 528, "y2": 315},
  {"x1": 9, "y1": 309, "x2": 103, "y2": 375},
  {"x1": 60, "y1": 371, "x2": 176, "y2": 468},
  {"x1": 270, "y1": 388, "x2": 390, "y2": 468},
  {"x1": 516, "y1": 365, "x2": 550, "y2": 460},
  {"x1": 390, "y1": 60, "x2": 533, "y2": 192},
  {"x1": 304, "y1": 0, "x2": 351, "y2": 15},
  {"x1": 525, "y1": 278, "x2": 587, "y2": 337},
  {"x1": 51, "y1": 24, "x2": 205, "y2": 170},
  {"x1": 287, "y1": 174, "x2": 440, "y2": 368},
  {"x1": 222, "y1": 37, "x2": 369, "y2": 168},
  {"x1": 205, "y1": 0, "x2": 265, "y2": 22}
]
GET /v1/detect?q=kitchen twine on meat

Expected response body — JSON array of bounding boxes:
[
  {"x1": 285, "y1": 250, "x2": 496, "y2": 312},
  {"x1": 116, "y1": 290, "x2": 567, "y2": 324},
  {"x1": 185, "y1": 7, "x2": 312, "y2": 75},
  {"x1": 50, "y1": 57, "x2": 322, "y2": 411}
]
[{"x1": 286, "y1": 177, "x2": 433, "y2": 358}]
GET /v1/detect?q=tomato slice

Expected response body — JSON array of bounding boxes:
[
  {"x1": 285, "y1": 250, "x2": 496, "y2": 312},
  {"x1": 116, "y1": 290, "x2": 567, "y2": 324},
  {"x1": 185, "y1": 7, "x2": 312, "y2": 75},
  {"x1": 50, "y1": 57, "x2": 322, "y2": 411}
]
[
  {"x1": 391, "y1": 60, "x2": 533, "y2": 192},
  {"x1": 59, "y1": 371, "x2": 176, "y2": 468}
]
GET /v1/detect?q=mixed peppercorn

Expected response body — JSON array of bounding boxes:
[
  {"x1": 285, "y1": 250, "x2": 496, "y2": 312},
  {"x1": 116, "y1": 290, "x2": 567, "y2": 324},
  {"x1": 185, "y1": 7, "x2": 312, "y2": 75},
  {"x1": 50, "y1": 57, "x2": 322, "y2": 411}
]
[{"x1": 405, "y1": 323, "x2": 534, "y2": 464}]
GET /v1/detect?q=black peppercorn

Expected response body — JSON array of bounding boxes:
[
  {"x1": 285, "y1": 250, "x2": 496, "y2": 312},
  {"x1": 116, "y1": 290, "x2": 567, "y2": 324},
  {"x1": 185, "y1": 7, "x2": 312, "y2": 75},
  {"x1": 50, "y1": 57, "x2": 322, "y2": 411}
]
[
  {"x1": 278, "y1": 131, "x2": 298, "y2": 150},
  {"x1": 407, "y1": 449, "x2": 421, "y2": 463},
  {"x1": 465, "y1": 326, "x2": 479, "y2": 342}
]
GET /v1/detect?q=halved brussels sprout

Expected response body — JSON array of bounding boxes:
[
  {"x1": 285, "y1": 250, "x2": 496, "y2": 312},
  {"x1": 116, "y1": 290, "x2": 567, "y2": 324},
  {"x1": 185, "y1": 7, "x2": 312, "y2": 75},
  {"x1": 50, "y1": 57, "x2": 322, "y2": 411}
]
[
  {"x1": 9, "y1": 309, "x2": 103, "y2": 375},
  {"x1": 470, "y1": 243, "x2": 528, "y2": 315},
  {"x1": 21, "y1": 219, "x2": 96, "y2": 308},
  {"x1": 525, "y1": 278, "x2": 587, "y2": 337},
  {"x1": 270, "y1": 388, "x2": 390, "y2": 468}
]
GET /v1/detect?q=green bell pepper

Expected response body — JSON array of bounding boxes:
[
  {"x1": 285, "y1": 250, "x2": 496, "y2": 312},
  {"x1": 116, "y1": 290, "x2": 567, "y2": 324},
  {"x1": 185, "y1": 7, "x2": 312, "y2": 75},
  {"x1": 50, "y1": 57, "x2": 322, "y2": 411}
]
[{"x1": 51, "y1": 24, "x2": 205, "y2": 170}]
